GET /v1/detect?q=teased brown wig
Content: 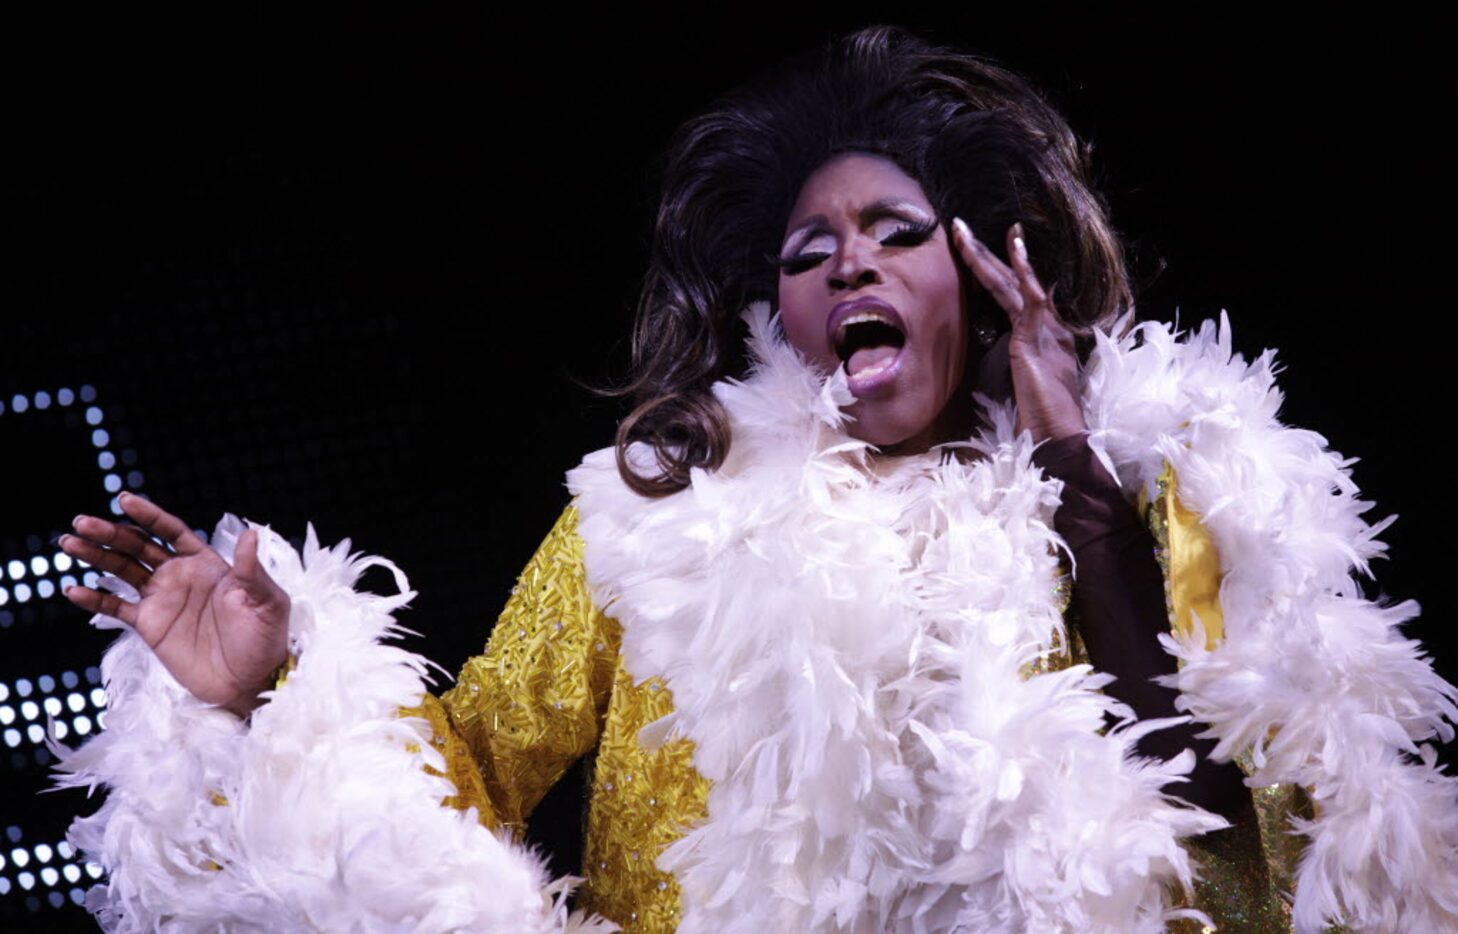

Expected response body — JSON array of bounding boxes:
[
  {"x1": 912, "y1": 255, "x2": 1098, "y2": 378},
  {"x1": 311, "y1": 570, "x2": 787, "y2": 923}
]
[{"x1": 591, "y1": 24, "x2": 1146, "y2": 497}]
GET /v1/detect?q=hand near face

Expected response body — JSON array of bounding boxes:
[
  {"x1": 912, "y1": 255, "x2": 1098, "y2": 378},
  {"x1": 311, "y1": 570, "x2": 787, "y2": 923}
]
[
  {"x1": 951, "y1": 218, "x2": 1086, "y2": 444},
  {"x1": 59, "y1": 492, "x2": 292, "y2": 719}
]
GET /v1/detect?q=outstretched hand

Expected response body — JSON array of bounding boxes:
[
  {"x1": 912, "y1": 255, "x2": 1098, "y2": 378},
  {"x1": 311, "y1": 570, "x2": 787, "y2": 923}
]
[
  {"x1": 951, "y1": 218, "x2": 1086, "y2": 444},
  {"x1": 59, "y1": 492, "x2": 291, "y2": 719}
]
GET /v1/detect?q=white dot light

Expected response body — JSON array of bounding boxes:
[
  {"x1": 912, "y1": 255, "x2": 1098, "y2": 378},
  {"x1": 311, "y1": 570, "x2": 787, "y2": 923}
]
[
  {"x1": 74, "y1": 716, "x2": 92, "y2": 736},
  {"x1": 51, "y1": 721, "x2": 68, "y2": 740},
  {"x1": 40, "y1": 867, "x2": 58, "y2": 886},
  {"x1": 91, "y1": 428, "x2": 110, "y2": 448},
  {"x1": 67, "y1": 694, "x2": 84, "y2": 713},
  {"x1": 14, "y1": 583, "x2": 32, "y2": 603},
  {"x1": 85, "y1": 406, "x2": 103, "y2": 426},
  {"x1": 6, "y1": 560, "x2": 24, "y2": 580},
  {"x1": 10, "y1": 849, "x2": 28, "y2": 868},
  {"x1": 80, "y1": 384, "x2": 97, "y2": 402},
  {"x1": 104, "y1": 474, "x2": 121, "y2": 493},
  {"x1": 58, "y1": 388, "x2": 75, "y2": 405},
  {"x1": 43, "y1": 698, "x2": 61, "y2": 717},
  {"x1": 90, "y1": 688, "x2": 106, "y2": 707},
  {"x1": 10, "y1": 394, "x2": 28, "y2": 414},
  {"x1": 58, "y1": 842, "x2": 73, "y2": 859},
  {"x1": 16, "y1": 679, "x2": 32, "y2": 698},
  {"x1": 0, "y1": 707, "x2": 11, "y2": 725},
  {"x1": 34, "y1": 391, "x2": 52, "y2": 409},
  {"x1": 20, "y1": 702, "x2": 37, "y2": 721},
  {"x1": 27, "y1": 724, "x2": 45, "y2": 743},
  {"x1": 3, "y1": 729, "x2": 20, "y2": 747},
  {"x1": 34, "y1": 844, "x2": 51, "y2": 862},
  {"x1": 86, "y1": 861, "x2": 103, "y2": 878},
  {"x1": 36, "y1": 580, "x2": 55, "y2": 599},
  {"x1": 29, "y1": 556, "x2": 48, "y2": 576},
  {"x1": 98, "y1": 451, "x2": 115, "y2": 469},
  {"x1": 63, "y1": 864, "x2": 79, "y2": 882}
]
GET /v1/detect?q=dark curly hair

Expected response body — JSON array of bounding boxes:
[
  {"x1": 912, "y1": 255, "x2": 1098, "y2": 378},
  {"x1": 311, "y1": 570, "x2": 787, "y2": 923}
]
[{"x1": 590, "y1": 24, "x2": 1147, "y2": 497}]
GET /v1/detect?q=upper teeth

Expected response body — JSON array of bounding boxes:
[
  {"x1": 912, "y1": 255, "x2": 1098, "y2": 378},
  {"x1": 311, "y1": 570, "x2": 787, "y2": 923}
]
[{"x1": 835, "y1": 310, "x2": 897, "y2": 347}]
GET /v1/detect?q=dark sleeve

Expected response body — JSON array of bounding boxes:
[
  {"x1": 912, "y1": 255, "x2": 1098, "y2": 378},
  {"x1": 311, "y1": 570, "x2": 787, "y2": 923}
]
[{"x1": 1032, "y1": 432, "x2": 1250, "y2": 821}]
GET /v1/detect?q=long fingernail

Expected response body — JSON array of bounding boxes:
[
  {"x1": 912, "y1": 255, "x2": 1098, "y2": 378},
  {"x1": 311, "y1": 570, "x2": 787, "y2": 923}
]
[
  {"x1": 1014, "y1": 236, "x2": 1028, "y2": 263},
  {"x1": 72, "y1": 515, "x2": 86, "y2": 529},
  {"x1": 953, "y1": 217, "x2": 973, "y2": 243}
]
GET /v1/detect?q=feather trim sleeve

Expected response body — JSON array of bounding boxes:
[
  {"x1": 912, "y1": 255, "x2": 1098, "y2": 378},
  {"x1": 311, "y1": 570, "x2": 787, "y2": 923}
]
[
  {"x1": 46, "y1": 511, "x2": 618, "y2": 933},
  {"x1": 1083, "y1": 311, "x2": 1458, "y2": 933}
]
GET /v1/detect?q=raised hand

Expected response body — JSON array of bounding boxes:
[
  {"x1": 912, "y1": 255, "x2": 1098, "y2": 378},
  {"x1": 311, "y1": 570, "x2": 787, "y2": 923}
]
[
  {"x1": 951, "y1": 218, "x2": 1086, "y2": 444},
  {"x1": 58, "y1": 492, "x2": 291, "y2": 719}
]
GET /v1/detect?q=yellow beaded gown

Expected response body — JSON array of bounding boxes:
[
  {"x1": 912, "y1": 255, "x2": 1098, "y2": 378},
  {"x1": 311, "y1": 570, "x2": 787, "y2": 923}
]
[{"x1": 394, "y1": 469, "x2": 1307, "y2": 934}]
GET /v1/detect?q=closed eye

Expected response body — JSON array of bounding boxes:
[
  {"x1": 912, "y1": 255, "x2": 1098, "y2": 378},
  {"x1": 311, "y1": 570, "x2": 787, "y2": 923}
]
[{"x1": 768, "y1": 218, "x2": 939, "y2": 276}]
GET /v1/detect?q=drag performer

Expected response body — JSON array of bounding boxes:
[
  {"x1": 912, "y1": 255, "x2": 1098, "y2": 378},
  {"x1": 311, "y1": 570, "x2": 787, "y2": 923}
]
[{"x1": 51, "y1": 25, "x2": 1458, "y2": 933}]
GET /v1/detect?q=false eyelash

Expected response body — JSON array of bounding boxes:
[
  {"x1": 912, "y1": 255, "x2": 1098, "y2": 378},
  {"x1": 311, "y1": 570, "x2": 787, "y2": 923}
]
[{"x1": 767, "y1": 218, "x2": 941, "y2": 275}]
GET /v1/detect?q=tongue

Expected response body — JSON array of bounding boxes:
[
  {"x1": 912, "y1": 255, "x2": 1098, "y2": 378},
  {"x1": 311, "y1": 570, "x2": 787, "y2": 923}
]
[{"x1": 847, "y1": 344, "x2": 899, "y2": 377}]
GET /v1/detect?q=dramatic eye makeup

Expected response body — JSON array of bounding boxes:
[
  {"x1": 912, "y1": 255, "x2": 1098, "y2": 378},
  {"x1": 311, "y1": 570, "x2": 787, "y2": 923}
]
[{"x1": 768, "y1": 215, "x2": 939, "y2": 276}]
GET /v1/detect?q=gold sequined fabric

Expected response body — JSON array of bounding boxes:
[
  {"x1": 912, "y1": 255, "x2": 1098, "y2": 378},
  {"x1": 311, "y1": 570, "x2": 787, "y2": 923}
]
[
  {"x1": 1019, "y1": 557, "x2": 1090, "y2": 678},
  {"x1": 397, "y1": 692, "x2": 502, "y2": 828},
  {"x1": 397, "y1": 475, "x2": 1312, "y2": 931},
  {"x1": 398, "y1": 502, "x2": 709, "y2": 932},
  {"x1": 1145, "y1": 461, "x2": 1308, "y2": 932},
  {"x1": 577, "y1": 657, "x2": 711, "y2": 931},
  {"x1": 434, "y1": 503, "x2": 621, "y2": 839}
]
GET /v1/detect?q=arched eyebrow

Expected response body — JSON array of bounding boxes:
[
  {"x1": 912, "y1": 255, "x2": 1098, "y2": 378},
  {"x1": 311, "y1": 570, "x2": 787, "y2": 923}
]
[{"x1": 781, "y1": 198, "x2": 934, "y2": 252}]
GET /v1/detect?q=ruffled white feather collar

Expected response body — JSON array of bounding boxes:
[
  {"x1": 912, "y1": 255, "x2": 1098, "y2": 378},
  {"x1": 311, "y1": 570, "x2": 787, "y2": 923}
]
[{"x1": 567, "y1": 301, "x2": 1458, "y2": 933}]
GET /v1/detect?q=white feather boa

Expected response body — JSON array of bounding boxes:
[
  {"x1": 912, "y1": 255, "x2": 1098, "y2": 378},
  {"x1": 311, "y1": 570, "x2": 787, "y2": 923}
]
[
  {"x1": 49, "y1": 516, "x2": 619, "y2": 932},
  {"x1": 1082, "y1": 311, "x2": 1458, "y2": 932},
  {"x1": 567, "y1": 302, "x2": 1224, "y2": 934},
  {"x1": 565, "y1": 302, "x2": 1458, "y2": 933},
  {"x1": 48, "y1": 300, "x2": 1458, "y2": 933}
]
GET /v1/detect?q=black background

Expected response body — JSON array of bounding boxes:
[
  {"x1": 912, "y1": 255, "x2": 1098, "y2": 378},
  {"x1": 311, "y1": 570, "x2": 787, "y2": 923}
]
[{"x1": 1, "y1": 6, "x2": 1451, "y2": 929}]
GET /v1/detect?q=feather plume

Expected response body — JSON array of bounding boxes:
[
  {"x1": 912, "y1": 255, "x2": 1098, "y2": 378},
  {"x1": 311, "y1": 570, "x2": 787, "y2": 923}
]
[
  {"x1": 49, "y1": 515, "x2": 618, "y2": 933},
  {"x1": 1085, "y1": 310, "x2": 1458, "y2": 932},
  {"x1": 567, "y1": 301, "x2": 1226, "y2": 933}
]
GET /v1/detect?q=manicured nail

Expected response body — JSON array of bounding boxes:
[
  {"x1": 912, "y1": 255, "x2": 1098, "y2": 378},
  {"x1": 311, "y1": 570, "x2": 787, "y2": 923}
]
[
  {"x1": 1014, "y1": 236, "x2": 1028, "y2": 263},
  {"x1": 72, "y1": 515, "x2": 86, "y2": 529},
  {"x1": 953, "y1": 217, "x2": 973, "y2": 243}
]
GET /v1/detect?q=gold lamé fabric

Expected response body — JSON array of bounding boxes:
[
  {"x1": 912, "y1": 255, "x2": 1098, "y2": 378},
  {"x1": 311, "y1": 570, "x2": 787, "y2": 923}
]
[
  {"x1": 1144, "y1": 461, "x2": 1318, "y2": 933},
  {"x1": 404, "y1": 502, "x2": 712, "y2": 931},
  {"x1": 387, "y1": 472, "x2": 1310, "y2": 932}
]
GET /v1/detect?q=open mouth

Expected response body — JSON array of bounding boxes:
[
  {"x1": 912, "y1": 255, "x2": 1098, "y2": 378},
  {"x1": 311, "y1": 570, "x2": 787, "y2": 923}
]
[{"x1": 834, "y1": 314, "x2": 907, "y2": 380}]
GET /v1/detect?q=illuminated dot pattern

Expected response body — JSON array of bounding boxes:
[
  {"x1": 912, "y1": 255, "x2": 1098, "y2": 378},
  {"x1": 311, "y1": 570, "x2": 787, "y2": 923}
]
[
  {"x1": 0, "y1": 827, "x2": 100, "y2": 911},
  {"x1": 0, "y1": 670, "x2": 106, "y2": 759}
]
